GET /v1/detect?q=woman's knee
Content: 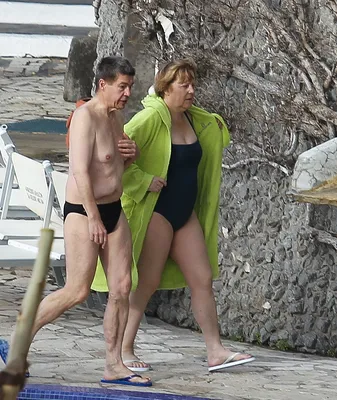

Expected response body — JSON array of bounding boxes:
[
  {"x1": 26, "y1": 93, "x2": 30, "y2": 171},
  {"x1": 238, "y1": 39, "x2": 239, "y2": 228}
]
[
  {"x1": 189, "y1": 270, "x2": 213, "y2": 293},
  {"x1": 137, "y1": 271, "x2": 162, "y2": 296}
]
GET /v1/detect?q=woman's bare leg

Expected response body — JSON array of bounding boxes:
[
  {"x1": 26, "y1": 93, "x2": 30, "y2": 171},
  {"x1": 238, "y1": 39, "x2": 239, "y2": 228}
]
[{"x1": 170, "y1": 212, "x2": 253, "y2": 367}]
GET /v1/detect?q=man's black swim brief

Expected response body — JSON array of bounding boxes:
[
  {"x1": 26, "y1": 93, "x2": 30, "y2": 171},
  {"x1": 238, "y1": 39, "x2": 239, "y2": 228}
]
[{"x1": 63, "y1": 200, "x2": 122, "y2": 234}]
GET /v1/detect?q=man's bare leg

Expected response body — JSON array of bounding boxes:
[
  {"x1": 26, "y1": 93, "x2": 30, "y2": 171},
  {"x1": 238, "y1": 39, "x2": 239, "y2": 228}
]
[
  {"x1": 122, "y1": 213, "x2": 173, "y2": 370},
  {"x1": 31, "y1": 214, "x2": 99, "y2": 340},
  {"x1": 99, "y1": 212, "x2": 150, "y2": 384}
]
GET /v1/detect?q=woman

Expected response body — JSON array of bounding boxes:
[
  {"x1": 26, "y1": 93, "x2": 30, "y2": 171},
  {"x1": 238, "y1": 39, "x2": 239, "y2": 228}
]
[{"x1": 92, "y1": 59, "x2": 255, "y2": 373}]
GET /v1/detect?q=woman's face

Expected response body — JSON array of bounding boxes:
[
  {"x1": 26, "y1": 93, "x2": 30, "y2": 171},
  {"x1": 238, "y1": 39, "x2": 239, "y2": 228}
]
[{"x1": 164, "y1": 78, "x2": 195, "y2": 111}]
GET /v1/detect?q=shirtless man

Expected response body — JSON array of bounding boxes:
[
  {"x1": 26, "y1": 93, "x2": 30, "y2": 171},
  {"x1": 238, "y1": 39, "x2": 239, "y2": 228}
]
[{"x1": 30, "y1": 56, "x2": 151, "y2": 387}]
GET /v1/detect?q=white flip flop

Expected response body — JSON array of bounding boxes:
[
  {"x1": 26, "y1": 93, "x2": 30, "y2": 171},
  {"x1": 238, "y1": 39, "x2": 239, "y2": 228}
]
[
  {"x1": 208, "y1": 353, "x2": 255, "y2": 372},
  {"x1": 123, "y1": 359, "x2": 151, "y2": 373}
]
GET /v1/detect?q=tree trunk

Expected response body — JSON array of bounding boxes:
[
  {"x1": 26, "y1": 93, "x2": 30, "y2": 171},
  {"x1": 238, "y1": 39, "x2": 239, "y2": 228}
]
[{"x1": 93, "y1": 0, "x2": 129, "y2": 82}]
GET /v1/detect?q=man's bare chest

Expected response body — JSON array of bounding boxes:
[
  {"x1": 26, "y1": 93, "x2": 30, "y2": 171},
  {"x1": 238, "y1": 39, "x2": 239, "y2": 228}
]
[{"x1": 94, "y1": 120, "x2": 123, "y2": 163}]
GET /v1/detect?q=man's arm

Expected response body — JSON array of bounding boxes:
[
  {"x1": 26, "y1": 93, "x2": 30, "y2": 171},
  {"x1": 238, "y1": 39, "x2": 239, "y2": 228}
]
[
  {"x1": 116, "y1": 110, "x2": 138, "y2": 169},
  {"x1": 119, "y1": 133, "x2": 139, "y2": 169},
  {"x1": 69, "y1": 107, "x2": 107, "y2": 247}
]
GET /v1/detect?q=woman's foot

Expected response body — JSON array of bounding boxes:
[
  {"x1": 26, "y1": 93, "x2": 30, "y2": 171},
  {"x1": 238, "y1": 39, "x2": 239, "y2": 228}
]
[
  {"x1": 208, "y1": 349, "x2": 255, "y2": 372},
  {"x1": 122, "y1": 351, "x2": 151, "y2": 372}
]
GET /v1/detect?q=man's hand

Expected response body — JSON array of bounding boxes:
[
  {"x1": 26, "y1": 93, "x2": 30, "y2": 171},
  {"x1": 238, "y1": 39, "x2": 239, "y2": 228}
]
[
  {"x1": 148, "y1": 176, "x2": 167, "y2": 192},
  {"x1": 88, "y1": 217, "x2": 107, "y2": 249},
  {"x1": 118, "y1": 133, "x2": 139, "y2": 163}
]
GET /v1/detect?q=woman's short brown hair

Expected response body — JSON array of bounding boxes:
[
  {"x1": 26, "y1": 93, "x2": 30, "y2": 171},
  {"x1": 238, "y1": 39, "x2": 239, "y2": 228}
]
[{"x1": 154, "y1": 59, "x2": 197, "y2": 98}]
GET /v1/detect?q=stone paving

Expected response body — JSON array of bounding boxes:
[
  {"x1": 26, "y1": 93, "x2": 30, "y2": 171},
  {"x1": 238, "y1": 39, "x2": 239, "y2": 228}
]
[
  {"x1": 0, "y1": 57, "x2": 73, "y2": 123},
  {"x1": 1, "y1": 57, "x2": 337, "y2": 399},
  {"x1": 1, "y1": 268, "x2": 337, "y2": 400}
]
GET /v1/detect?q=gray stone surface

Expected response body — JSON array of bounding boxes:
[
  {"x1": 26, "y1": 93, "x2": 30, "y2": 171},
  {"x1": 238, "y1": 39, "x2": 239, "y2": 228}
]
[
  {"x1": 2, "y1": 268, "x2": 337, "y2": 400},
  {"x1": 0, "y1": 57, "x2": 73, "y2": 124},
  {"x1": 63, "y1": 35, "x2": 98, "y2": 102},
  {"x1": 292, "y1": 139, "x2": 337, "y2": 192},
  {"x1": 0, "y1": 57, "x2": 72, "y2": 161},
  {"x1": 123, "y1": 11, "x2": 155, "y2": 121},
  {"x1": 93, "y1": 0, "x2": 127, "y2": 92},
  {"x1": 0, "y1": 57, "x2": 67, "y2": 78}
]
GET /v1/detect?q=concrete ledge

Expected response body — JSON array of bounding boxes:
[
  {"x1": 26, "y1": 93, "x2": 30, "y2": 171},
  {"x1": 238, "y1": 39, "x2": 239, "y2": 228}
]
[
  {"x1": 0, "y1": 2, "x2": 96, "y2": 27},
  {"x1": 5, "y1": 0, "x2": 93, "y2": 4},
  {"x1": 0, "y1": 34, "x2": 73, "y2": 57},
  {"x1": 0, "y1": 23, "x2": 98, "y2": 36}
]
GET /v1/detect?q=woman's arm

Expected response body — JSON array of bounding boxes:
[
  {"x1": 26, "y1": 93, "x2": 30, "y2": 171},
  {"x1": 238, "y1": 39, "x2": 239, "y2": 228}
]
[{"x1": 122, "y1": 164, "x2": 154, "y2": 203}]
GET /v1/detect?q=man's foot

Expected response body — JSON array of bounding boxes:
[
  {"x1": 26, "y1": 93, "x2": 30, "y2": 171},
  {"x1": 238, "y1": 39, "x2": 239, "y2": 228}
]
[
  {"x1": 101, "y1": 373, "x2": 152, "y2": 387},
  {"x1": 208, "y1": 350, "x2": 255, "y2": 372},
  {"x1": 103, "y1": 363, "x2": 151, "y2": 387},
  {"x1": 122, "y1": 352, "x2": 151, "y2": 372},
  {"x1": 0, "y1": 339, "x2": 30, "y2": 377},
  {"x1": 0, "y1": 339, "x2": 9, "y2": 365}
]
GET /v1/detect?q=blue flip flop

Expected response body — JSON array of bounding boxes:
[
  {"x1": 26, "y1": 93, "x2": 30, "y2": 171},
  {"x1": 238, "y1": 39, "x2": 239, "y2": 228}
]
[
  {"x1": 101, "y1": 374, "x2": 152, "y2": 387},
  {"x1": 0, "y1": 339, "x2": 10, "y2": 365},
  {"x1": 0, "y1": 339, "x2": 30, "y2": 377}
]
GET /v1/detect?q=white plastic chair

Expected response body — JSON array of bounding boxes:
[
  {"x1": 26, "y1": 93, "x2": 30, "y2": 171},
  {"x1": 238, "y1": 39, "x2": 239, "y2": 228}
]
[
  {"x1": 51, "y1": 170, "x2": 67, "y2": 217},
  {"x1": 0, "y1": 125, "x2": 38, "y2": 219},
  {"x1": 0, "y1": 240, "x2": 65, "y2": 269},
  {"x1": 0, "y1": 153, "x2": 63, "y2": 241},
  {"x1": 9, "y1": 168, "x2": 97, "y2": 308},
  {"x1": 8, "y1": 165, "x2": 67, "y2": 259},
  {"x1": 0, "y1": 124, "x2": 18, "y2": 187}
]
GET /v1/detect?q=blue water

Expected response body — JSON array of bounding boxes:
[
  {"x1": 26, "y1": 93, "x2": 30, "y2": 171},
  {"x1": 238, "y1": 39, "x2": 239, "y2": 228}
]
[
  {"x1": 7, "y1": 119, "x2": 66, "y2": 134},
  {"x1": 19, "y1": 384, "x2": 212, "y2": 400}
]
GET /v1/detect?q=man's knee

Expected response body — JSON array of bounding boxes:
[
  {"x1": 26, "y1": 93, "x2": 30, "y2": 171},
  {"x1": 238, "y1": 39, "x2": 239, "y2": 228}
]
[
  {"x1": 64, "y1": 284, "x2": 90, "y2": 305},
  {"x1": 107, "y1": 273, "x2": 131, "y2": 301}
]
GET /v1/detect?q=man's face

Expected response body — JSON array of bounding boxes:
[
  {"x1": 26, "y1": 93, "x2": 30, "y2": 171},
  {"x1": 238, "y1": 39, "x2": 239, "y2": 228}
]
[{"x1": 101, "y1": 74, "x2": 134, "y2": 109}]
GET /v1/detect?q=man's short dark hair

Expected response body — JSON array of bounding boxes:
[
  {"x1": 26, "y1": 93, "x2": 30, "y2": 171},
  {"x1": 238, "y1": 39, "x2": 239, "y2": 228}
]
[{"x1": 95, "y1": 56, "x2": 135, "y2": 90}]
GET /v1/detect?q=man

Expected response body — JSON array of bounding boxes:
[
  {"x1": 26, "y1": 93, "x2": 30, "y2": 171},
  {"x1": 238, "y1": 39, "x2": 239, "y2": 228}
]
[{"x1": 32, "y1": 56, "x2": 151, "y2": 387}]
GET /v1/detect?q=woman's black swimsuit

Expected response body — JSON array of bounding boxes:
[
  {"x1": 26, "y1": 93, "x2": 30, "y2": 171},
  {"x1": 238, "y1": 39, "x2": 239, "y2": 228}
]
[
  {"x1": 154, "y1": 123, "x2": 202, "y2": 232},
  {"x1": 63, "y1": 200, "x2": 122, "y2": 234}
]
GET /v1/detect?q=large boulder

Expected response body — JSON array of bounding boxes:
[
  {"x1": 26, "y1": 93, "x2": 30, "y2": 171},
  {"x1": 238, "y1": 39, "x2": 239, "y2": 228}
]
[
  {"x1": 123, "y1": 12, "x2": 155, "y2": 121},
  {"x1": 63, "y1": 35, "x2": 97, "y2": 102},
  {"x1": 291, "y1": 138, "x2": 337, "y2": 206}
]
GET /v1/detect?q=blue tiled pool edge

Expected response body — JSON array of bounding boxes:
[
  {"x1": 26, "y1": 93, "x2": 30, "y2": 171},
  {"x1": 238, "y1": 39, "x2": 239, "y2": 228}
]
[{"x1": 19, "y1": 384, "x2": 213, "y2": 400}]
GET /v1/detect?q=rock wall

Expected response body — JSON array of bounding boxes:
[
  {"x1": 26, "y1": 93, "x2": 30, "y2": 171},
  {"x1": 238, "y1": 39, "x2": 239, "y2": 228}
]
[
  {"x1": 123, "y1": 11, "x2": 155, "y2": 121},
  {"x1": 145, "y1": 0, "x2": 337, "y2": 355},
  {"x1": 93, "y1": 0, "x2": 128, "y2": 90},
  {"x1": 148, "y1": 168, "x2": 337, "y2": 354},
  {"x1": 94, "y1": 0, "x2": 337, "y2": 354}
]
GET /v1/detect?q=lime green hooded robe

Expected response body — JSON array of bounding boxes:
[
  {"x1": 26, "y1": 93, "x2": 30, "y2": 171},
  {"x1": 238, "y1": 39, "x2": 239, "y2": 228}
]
[{"x1": 91, "y1": 94, "x2": 230, "y2": 292}]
